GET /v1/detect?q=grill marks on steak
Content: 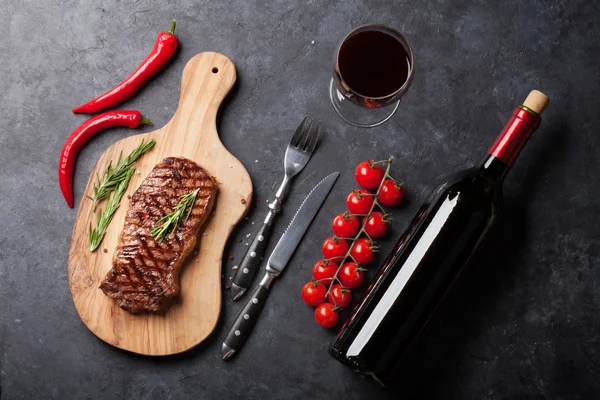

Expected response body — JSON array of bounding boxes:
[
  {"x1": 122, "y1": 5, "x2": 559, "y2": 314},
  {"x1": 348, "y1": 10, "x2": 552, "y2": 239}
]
[{"x1": 99, "y1": 157, "x2": 218, "y2": 313}]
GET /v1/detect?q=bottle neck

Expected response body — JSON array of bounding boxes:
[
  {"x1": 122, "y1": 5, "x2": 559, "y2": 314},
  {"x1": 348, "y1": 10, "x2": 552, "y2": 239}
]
[{"x1": 479, "y1": 106, "x2": 541, "y2": 180}]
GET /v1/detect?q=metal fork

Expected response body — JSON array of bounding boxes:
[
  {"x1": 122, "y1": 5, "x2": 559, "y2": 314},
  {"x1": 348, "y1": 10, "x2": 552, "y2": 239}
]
[{"x1": 231, "y1": 117, "x2": 320, "y2": 300}]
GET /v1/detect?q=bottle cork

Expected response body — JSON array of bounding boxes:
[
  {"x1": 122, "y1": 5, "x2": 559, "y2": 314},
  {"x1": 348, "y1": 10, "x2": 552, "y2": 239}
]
[{"x1": 523, "y1": 90, "x2": 549, "y2": 115}]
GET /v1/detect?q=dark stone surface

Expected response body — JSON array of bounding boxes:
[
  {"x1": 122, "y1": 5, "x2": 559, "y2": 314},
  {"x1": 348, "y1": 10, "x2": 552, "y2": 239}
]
[{"x1": 1, "y1": 0, "x2": 599, "y2": 398}]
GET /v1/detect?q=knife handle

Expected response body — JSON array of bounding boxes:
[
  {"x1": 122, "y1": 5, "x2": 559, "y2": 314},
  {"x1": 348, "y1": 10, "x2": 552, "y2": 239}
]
[
  {"x1": 222, "y1": 284, "x2": 269, "y2": 360},
  {"x1": 231, "y1": 222, "x2": 273, "y2": 299}
]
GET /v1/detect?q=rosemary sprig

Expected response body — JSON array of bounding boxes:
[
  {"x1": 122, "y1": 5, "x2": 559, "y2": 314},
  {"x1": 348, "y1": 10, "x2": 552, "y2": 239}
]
[
  {"x1": 150, "y1": 189, "x2": 200, "y2": 243},
  {"x1": 88, "y1": 138, "x2": 156, "y2": 210},
  {"x1": 89, "y1": 168, "x2": 135, "y2": 252}
]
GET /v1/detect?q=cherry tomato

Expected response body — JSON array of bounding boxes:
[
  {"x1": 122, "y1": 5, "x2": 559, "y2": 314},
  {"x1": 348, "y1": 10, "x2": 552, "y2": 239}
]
[
  {"x1": 315, "y1": 303, "x2": 339, "y2": 328},
  {"x1": 350, "y1": 238, "x2": 376, "y2": 265},
  {"x1": 322, "y1": 237, "x2": 349, "y2": 261},
  {"x1": 346, "y1": 189, "x2": 374, "y2": 215},
  {"x1": 312, "y1": 259, "x2": 338, "y2": 285},
  {"x1": 339, "y1": 262, "x2": 365, "y2": 288},
  {"x1": 327, "y1": 284, "x2": 352, "y2": 308},
  {"x1": 301, "y1": 282, "x2": 327, "y2": 307},
  {"x1": 355, "y1": 161, "x2": 385, "y2": 189},
  {"x1": 332, "y1": 212, "x2": 359, "y2": 238},
  {"x1": 378, "y1": 179, "x2": 405, "y2": 206},
  {"x1": 364, "y1": 212, "x2": 389, "y2": 238}
]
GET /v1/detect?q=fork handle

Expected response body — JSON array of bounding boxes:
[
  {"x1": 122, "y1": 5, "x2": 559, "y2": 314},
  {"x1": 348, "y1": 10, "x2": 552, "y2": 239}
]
[
  {"x1": 231, "y1": 176, "x2": 292, "y2": 300},
  {"x1": 231, "y1": 221, "x2": 273, "y2": 300}
]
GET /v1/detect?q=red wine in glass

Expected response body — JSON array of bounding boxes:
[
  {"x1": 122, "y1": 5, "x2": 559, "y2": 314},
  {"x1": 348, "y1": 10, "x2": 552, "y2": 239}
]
[{"x1": 330, "y1": 25, "x2": 414, "y2": 127}]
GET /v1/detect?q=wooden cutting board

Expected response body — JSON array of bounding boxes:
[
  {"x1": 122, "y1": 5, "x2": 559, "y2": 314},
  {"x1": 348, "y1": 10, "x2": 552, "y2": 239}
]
[{"x1": 68, "y1": 52, "x2": 252, "y2": 356}]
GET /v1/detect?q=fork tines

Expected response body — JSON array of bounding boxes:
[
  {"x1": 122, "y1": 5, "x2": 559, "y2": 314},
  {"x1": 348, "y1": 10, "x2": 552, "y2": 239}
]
[
  {"x1": 290, "y1": 116, "x2": 308, "y2": 148},
  {"x1": 291, "y1": 116, "x2": 320, "y2": 154}
]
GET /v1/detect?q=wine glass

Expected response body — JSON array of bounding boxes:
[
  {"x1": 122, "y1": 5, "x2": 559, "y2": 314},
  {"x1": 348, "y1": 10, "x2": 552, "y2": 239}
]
[{"x1": 329, "y1": 24, "x2": 415, "y2": 128}]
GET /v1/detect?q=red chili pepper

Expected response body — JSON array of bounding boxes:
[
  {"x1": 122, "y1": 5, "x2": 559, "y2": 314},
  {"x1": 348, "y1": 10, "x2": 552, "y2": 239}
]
[
  {"x1": 72, "y1": 20, "x2": 179, "y2": 114},
  {"x1": 59, "y1": 110, "x2": 151, "y2": 208}
]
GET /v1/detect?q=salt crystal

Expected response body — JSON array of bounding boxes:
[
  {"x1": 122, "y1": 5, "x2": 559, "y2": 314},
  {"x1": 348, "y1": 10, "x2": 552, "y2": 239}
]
[
  {"x1": 255, "y1": 160, "x2": 258, "y2": 163},
  {"x1": 229, "y1": 164, "x2": 233, "y2": 168},
  {"x1": 311, "y1": 40, "x2": 315, "y2": 44},
  {"x1": 245, "y1": 243, "x2": 249, "y2": 246},
  {"x1": 246, "y1": 233, "x2": 251, "y2": 238}
]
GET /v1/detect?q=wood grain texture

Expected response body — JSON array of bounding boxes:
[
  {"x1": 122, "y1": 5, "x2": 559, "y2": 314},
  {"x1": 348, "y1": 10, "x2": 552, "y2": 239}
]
[{"x1": 68, "y1": 52, "x2": 252, "y2": 356}]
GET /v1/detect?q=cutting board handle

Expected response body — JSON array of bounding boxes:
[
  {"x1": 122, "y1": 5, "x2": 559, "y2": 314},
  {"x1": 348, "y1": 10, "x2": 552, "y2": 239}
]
[{"x1": 166, "y1": 52, "x2": 237, "y2": 135}]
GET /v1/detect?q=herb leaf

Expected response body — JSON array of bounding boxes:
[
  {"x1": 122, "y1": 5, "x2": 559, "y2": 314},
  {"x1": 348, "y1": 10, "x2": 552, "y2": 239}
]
[
  {"x1": 150, "y1": 189, "x2": 200, "y2": 243},
  {"x1": 89, "y1": 168, "x2": 135, "y2": 252},
  {"x1": 90, "y1": 138, "x2": 156, "y2": 210}
]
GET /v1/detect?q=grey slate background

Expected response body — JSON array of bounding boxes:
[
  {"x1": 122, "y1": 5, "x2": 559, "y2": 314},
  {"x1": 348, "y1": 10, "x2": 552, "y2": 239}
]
[{"x1": 1, "y1": 0, "x2": 599, "y2": 398}]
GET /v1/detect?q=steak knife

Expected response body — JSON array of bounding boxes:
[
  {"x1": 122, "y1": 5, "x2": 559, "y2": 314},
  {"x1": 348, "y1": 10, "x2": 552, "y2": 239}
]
[{"x1": 222, "y1": 172, "x2": 339, "y2": 360}]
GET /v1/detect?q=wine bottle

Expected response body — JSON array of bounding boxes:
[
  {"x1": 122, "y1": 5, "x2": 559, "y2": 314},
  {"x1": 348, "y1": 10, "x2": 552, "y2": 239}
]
[{"x1": 330, "y1": 90, "x2": 549, "y2": 386}]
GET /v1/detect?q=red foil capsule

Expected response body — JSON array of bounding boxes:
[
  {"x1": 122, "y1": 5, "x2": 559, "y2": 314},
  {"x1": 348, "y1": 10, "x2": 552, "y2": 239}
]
[{"x1": 488, "y1": 106, "x2": 541, "y2": 166}]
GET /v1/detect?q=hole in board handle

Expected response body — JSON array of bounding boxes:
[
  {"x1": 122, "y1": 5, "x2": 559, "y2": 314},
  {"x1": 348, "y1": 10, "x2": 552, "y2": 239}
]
[{"x1": 212, "y1": 67, "x2": 219, "y2": 74}]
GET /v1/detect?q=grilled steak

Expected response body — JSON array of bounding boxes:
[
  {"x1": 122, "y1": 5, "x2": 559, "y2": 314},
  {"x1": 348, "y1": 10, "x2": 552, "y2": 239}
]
[{"x1": 100, "y1": 157, "x2": 218, "y2": 313}]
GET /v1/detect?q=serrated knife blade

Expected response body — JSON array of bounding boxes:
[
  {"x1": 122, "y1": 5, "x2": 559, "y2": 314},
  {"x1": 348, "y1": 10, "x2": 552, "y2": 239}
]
[{"x1": 266, "y1": 171, "x2": 340, "y2": 273}]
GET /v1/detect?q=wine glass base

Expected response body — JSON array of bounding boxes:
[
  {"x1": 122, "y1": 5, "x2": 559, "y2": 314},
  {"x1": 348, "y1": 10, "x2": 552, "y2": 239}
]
[{"x1": 329, "y1": 79, "x2": 400, "y2": 128}]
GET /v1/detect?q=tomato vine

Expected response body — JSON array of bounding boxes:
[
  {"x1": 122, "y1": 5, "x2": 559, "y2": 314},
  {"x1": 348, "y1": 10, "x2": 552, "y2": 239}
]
[{"x1": 302, "y1": 158, "x2": 405, "y2": 328}]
